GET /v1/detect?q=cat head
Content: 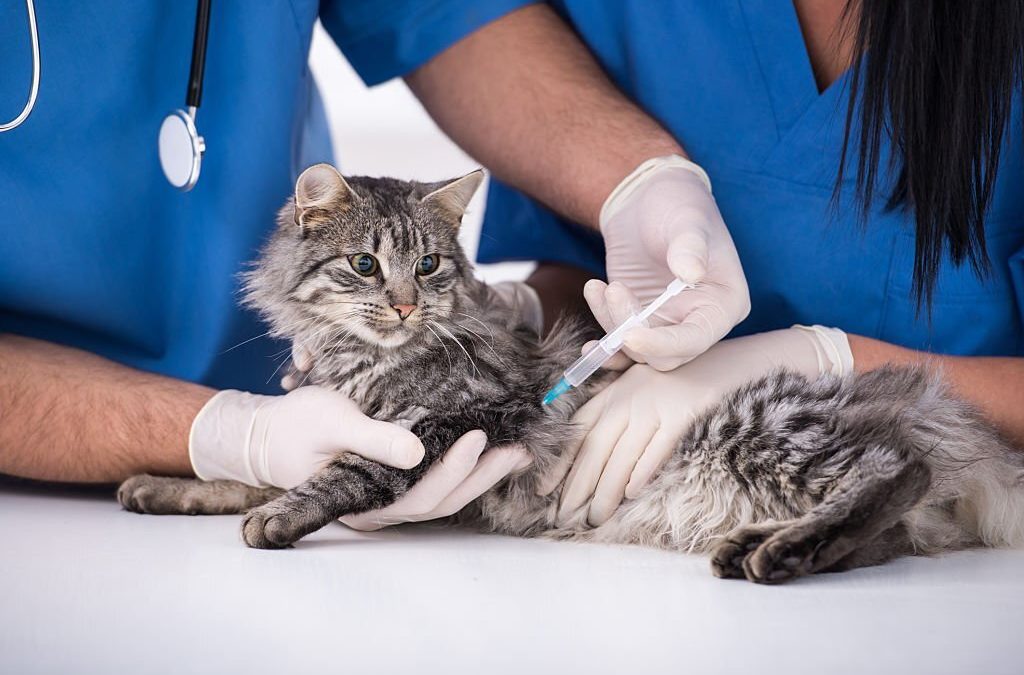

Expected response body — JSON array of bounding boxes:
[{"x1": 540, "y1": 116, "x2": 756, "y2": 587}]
[{"x1": 247, "y1": 163, "x2": 484, "y2": 350}]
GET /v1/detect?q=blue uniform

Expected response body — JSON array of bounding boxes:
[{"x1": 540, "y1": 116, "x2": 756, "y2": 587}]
[
  {"x1": 2, "y1": 0, "x2": 1021, "y2": 401},
  {"x1": 478, "y1": 1, "x2": 1024, "y2": 357},
  {"x1": 0, "y1": 0, "x2": 526, "y2": 393}
]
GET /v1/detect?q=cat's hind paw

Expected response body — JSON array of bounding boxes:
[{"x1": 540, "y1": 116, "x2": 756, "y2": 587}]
[{"x1": 711, "y1": 520, "x2": 812, "y2": 584}]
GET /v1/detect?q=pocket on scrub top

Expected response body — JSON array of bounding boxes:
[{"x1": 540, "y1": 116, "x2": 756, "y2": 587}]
[{"x1": 879, "y1": 224, "x2": 1024, "y2": 356}]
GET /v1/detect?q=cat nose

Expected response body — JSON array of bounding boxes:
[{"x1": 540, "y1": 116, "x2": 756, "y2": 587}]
[{"x1": 391, "y1": 303, "x2": 417, "y2": 320}]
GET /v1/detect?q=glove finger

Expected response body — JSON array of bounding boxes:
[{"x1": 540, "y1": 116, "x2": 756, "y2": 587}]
[
  {"x1": 583, "y1": 279, "x2": 617, "y2": 333},
  {"x1": 587, "y1": 421, "x2": 658, "y2": 526},
  {"x1": 624, "y1": 428, "x2": 681, "y2": 499},
  {"x1": 622, "y1": 304, "x2": 729, "y2": 371},
  {"x1": 536, "y1": 387, "x2": 609, "y2": 496},
  {"x1": 602, "y1": 282, "x2": 656, "y2": 365},
  {"x1": 665, "y1": 229, "x2": 709, "y2": 285},
  {"x1": 281, "y1": 372, "x2": 300, "y2": 392},
  {"x1": 604, "y1": 282, "x2": 642, "y2": 327},
  {"x1": 292, "y1": 342, "x2": 314, "y2": 372},
  {"x1": 338, "y1": 415, "x2": 427, "y2": 469},
  {"x1": 424, "y1": 444, "x2": 532, "y2": 519},
  {"x1": 580, "y1": 341, "x2": 632, "y2": 372},
  {"x1": 340, "y1": 430, "x2": 488, "y2": 530},
  {"x1": 556, "y1": 411, "x2": 629, "y2": 526}
]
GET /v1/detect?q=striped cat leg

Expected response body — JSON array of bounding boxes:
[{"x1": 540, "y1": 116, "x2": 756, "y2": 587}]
[
  {"x1": 118, "y1": 475, "x2": 282, "y2": 515},
  {"x1": 240, "y1": 454, "x2": 419, "y2": 549},
  {"x1": 715, "y1": 447, "x2": 932, "y2": 584}
]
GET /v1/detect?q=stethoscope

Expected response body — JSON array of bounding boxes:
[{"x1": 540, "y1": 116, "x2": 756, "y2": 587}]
[{"x1": 1, "y1": 0, "x2": 213, "y2": 193}]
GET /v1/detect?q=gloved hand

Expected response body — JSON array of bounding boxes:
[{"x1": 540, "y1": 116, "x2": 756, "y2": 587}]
[
  {"x1": 189, "y1": 386, "x2": 428, "y2": 489},
  {"x1": 593, "y1": 155, "x2": 751, "y2": 371},
  {"x1": 538, "y1": 326, "x2": 853, "y2": 527},
  {"x1": 340, "y1": 432, "x2": 531, "y2": 531},
  {"x1": 192, "y1": 385, "x2": 531, "y2": 528}
]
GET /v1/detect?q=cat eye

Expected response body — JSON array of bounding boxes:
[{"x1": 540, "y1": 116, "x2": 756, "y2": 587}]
[
  {"x1": 416, "y1": 254, "x2": 439, "y2": 276},
  {"x1": 348, "y1": 253, "x2": 379, "y2": 276}
]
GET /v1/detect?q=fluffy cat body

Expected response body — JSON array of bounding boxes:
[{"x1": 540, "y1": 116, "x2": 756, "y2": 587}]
[{"x1": 119, "y1": 165, "x2": 1024, "y2": 584}]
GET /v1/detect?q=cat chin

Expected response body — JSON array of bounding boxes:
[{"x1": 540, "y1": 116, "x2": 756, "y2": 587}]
[{"x1": 360, "y1": 323, "x2": 418, "y2": 350}]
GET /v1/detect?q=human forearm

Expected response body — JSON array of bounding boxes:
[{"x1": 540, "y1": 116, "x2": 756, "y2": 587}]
[
  {"x1": 848, "y1": 334, "x2": 1024, "y2": 447},
  {"x1": 406, "y1": 4, "x2": 683, "y2": 228},
  {"x1": 0, "y1": 334, "x2": 213, "y2": 482}
]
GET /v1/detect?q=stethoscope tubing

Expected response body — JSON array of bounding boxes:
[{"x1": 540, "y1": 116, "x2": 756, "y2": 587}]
[{"x1": 0, "y1": 0, "x2": 41, "y2": 133}]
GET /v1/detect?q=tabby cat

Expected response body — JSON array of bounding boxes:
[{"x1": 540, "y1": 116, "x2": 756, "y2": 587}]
[{"x1": 119, "y1": 164, "x2": 1024, "y2": 584}]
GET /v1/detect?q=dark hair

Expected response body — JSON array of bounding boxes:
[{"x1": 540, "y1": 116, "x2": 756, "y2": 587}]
[{"x1": 838, "y1": 1, "x2": 1024, "y2": 307}]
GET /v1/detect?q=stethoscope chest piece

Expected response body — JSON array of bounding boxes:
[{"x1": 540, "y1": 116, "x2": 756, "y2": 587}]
[
  {"x1": 160, "y1": 0, "x2": 211, "y2": 191},
  {"x1": 159, "y1": 108, "x2": 205, "y2": 191}
]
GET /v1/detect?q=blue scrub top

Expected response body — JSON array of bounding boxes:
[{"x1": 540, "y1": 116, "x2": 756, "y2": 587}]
[
  {"x1": 0, "y1": 0, "x2": 529, "y2": 393},
  {"x1": 477, "y1": 1, "x2": 1024, "y2": 357}
]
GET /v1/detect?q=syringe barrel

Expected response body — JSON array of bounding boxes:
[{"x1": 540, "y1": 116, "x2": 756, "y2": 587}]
[{"x1": 563, "y1": 343, "x2": 616, "y2": 386}]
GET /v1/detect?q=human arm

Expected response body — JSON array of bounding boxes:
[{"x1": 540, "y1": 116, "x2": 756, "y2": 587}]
[
  {"x1": 0, "y1": 333, "x2": 208, "y2": 482},
  {"x1": 406, "y1": 5, "x2": 748, "y2": 358},
  {"x1": 847, "y1": 335, "x2": 1024, "y2": 447},
  {"x1": 405, "y1": 4, "x2": 681, "y2": 229},
  {"x1": 0, "y1": 334, "x2": 426, "y2": 485},
  {"x1": 544, "y1": 326, "x2": 1024, "y2": 527}
]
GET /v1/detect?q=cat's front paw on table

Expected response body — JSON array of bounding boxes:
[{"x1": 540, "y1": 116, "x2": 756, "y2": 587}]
[{"x1": 240, "y1": 504, "x2": 308, "y2": 549}]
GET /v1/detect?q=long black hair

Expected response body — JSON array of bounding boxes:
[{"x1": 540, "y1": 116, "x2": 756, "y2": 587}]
[{"x1": 838, "y1": 1, "x2": 1024, "y2": 307}]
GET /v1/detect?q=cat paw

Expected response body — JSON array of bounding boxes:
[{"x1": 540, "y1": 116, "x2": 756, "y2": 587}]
[
  {"x1": 710, "y1": 524, "x2": 779, "y2": 579},
  {"x1": 741, "y1": 530, "x2": 821, "y2": 585},
  {"x1": 241, "y1": 504, "x2": 305, "y2": 549},
  {"x1": 118, "y1": 475, "x2": 189, "y2": 515}
]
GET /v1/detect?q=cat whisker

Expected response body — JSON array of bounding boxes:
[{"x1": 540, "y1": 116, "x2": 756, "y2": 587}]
[
  {"x1": 221, "y1": 312, "x2": 326, "y2": 354},
  {"x1": 429, "y1": 320, "x2": 481, "y2": 378},
  {"x1": 453, "y1": 321, "x2": 508, "y2": 368},
  {"x1": 455, "y1": 312, "x2": 495, "y2": 341},
  {"x1": 423, "y1": 323, "x2": 455, "y2": 380}
]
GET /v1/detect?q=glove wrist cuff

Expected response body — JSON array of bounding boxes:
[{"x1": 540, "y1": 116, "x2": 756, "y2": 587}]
[
  {"x1": 600, "y1": 155, "x2": 713, "y2": 229},
  {"x1": 791, "y1": 325, "x2": 854, "y2": 377},
  {"x1": 189, "y1": 389, "x2": 272, "y2": 486}
]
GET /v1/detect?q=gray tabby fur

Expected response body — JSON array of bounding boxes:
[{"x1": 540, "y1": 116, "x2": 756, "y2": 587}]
[{"x1": 119, "y1": 164, "x2": 1024, "y2": 584}]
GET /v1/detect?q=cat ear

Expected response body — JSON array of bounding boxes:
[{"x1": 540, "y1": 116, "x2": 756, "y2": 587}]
[
  {"x1": 293, "y1": 163, "x2": 358, "y2": 231},
  {"x1": 421, "y1": 170, "x2": 484, "y2": 226}
]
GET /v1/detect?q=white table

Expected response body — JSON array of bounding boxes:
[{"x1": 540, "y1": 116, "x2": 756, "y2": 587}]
[{"x1": 1, "y1": 480, "x2": 1021, "y2": 675}]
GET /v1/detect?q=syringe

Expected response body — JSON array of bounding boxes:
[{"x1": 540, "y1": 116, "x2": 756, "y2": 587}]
[{"x1": 542, "y1": 278, "x2": 693, "y2": 405}]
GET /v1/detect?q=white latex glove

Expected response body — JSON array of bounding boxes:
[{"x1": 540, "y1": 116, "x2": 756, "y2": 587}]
[
  {"x1": 539, "y1": 326, "x2": 853, "y2": 527},
  {"x1": 189, "y1": 386, "x2": 428, "y2": 489},
  {"x1": 341, "y1": 432, "x2": 531, "y2": 531},
  {"x1": 594, "y1": 155, "x2": 751, "y2": 371}
]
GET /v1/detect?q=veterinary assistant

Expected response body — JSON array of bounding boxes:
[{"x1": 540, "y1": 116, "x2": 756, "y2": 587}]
[{"x1": 417, "y1": 2, "x2": 1024, "y2": 525}]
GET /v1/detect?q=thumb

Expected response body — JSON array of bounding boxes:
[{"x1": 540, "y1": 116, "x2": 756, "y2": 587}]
[
  {"x1": 583, "y1": 279, "x2": 617, "y2": 332},
  {"x1": 666, "y1": 230, "x2": 709, "y2": 285},
  {"x1": 338, "y1": 415, "x2": 426, "y2": 469}
]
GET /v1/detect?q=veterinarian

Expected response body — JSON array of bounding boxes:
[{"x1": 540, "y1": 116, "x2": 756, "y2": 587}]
[
  {"x1": 446, "y1": 1, "x2": 1024, "y2": 527},
  {"x1": 2, "y1": 2, "x2": 1022, "y2": 532}
]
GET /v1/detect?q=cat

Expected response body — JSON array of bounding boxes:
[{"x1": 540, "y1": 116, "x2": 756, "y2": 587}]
[{"x1": 118, "y1": 163, "x2": 1024, "y2": 584}]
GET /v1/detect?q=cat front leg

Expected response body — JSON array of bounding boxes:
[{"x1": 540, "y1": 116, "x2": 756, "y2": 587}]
[
  {"x1": 240, "y1": 453, "x2": 423, "y2": 549},
  {"x1": 118, "y1": 475, "x2": 281, "y2": 515}
]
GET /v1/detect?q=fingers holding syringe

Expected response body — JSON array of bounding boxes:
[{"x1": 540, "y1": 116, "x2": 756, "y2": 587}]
[
  {"x1": 623, "y1": 302, "x2": 731, "y2": 370},
  {"x1": 582, "y1": 279, "x2": 646, "y2": 367}
]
